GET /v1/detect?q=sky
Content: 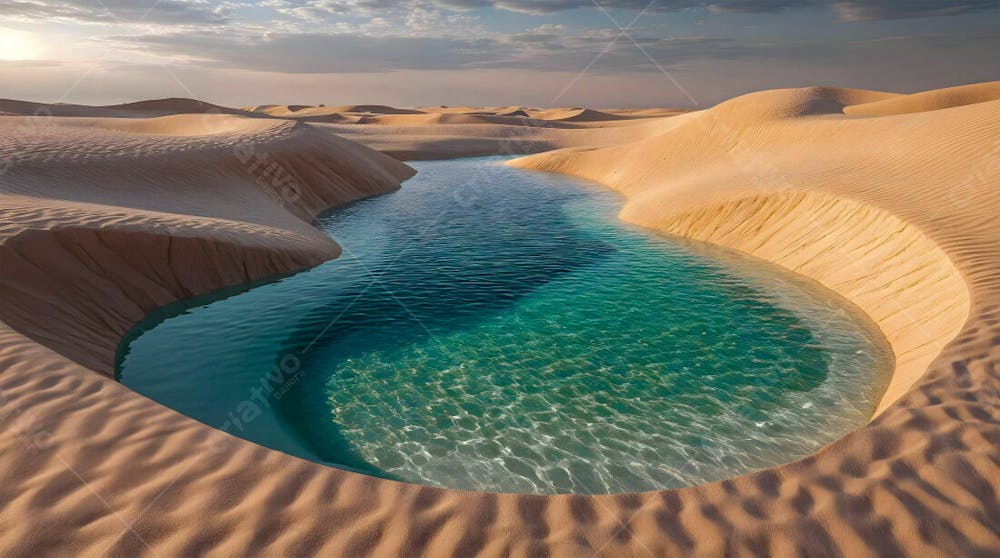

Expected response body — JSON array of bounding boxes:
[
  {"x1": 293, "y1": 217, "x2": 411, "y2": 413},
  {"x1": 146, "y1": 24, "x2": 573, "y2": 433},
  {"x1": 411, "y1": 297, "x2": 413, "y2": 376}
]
[{"x1": 0, "y1": 0, "x2": 997, "y2": 107}]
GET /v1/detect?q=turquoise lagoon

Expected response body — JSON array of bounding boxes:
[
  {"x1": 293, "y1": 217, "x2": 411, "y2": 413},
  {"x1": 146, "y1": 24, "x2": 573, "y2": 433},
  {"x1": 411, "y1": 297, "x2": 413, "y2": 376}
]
[{"x1": 118, "y1": 157, "x2": 892, "y2": 494}]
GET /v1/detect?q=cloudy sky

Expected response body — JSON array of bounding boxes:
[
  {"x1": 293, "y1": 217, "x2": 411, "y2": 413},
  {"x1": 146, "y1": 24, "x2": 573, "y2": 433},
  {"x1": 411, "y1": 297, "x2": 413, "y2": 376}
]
[{"x1": 0, "y1": 0, "x2": 997, "y2": 107}]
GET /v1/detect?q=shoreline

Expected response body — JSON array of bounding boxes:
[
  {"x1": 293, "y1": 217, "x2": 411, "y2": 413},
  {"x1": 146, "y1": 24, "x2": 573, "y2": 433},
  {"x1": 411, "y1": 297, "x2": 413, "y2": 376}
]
[
  {"x1": 507, "y1": 85, "x2": 995, "y2": 418},
  {"x1": 115, "y1": 156, "x2": 895, "y2": 495},
  {"x1": 1, "y1": 85, "x2": 998, "y2": 555}
]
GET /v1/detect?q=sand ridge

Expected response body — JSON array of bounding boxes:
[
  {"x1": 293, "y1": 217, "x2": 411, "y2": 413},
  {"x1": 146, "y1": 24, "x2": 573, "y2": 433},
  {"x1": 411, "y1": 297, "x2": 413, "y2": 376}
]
[
  {"x1": 1, "y1": 113, "x2": 414, "y2": 374},
  {"x1": 844, "y1": 81, "x2": 1000, "y2": 116},
  {"x1": 281, "y1": 103, "x2": 669, "y2": 159},
  {"x1": 1, "y1": 84, "x2": 999, "y2": 556},
  {"x1": 0, "y1": 97, "x2": 259, "y2": 119}
]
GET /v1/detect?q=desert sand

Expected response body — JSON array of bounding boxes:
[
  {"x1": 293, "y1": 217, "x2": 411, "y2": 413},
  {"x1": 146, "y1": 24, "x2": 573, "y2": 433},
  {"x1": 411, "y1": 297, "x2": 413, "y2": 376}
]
[{"x1": 1, "y1": 83, "x2": 999, "y2": 556}]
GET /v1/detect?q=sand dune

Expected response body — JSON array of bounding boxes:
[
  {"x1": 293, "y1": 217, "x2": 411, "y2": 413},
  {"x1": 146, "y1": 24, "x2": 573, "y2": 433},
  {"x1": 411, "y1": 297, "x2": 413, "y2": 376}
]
[
  {"x1": 705, "y1": 86, "x2": 898, "y2": 121},
  {"x1": 259, "y1": 106, "x2": 362, "y2": 123},
  {"x1": 355, "y1": 112, "x2": 495, "y2": 125},
  {"x1": 528, "y1": 107, "x2": 629, "y2": 122},
  {"x1": 2, "y1": 98, "x2": 666, "y2": 160},
  {"x1": 510, "y1": 83, "x2": 1000, "y2": 550},
  {"x1": 315, "y1": 118, "x2": 659, "y2": 160},
  {"x1": 495, "y1": 108, "x2": 530, "y2": 117},
  {"x1": 845, "y1": 80, "x2": 1000, "y2": 116},
  {"x1": 1, "y1": 114, "x2": 413, "y2": 373},
  {"x1": 242, "y1": 103, "x2": 281, "y2": 113},
  {"x1": 44, "y1": 113, "x2": 289, "y2": 136},
  {"x1": 1, "y1": 83, "x2": 998, "y2": 556},
  {"x1": 354, "y1": 111, "x2": 575, "y2": 128},
  {"x1": 510, "y1": 84, "x2": 998, "y2": 412},
  {"x1": 419, "y1": 105, "x2": 533, "y2": 115},
  {"x1": 0, "y1": 97, "x2": 255, "y2": 119},
  {"x1": 316, "y1": 106, "x2": 670, "y2": 159},
  {"x1": 246, "y1": 104, "x2": 316, "y2": 116},
  {"x1": 601, "y1": 107, "x2": 690, "y2": 118},
  {"x1": 331, "y1": 104, "x2": 426, "y2": 115}
]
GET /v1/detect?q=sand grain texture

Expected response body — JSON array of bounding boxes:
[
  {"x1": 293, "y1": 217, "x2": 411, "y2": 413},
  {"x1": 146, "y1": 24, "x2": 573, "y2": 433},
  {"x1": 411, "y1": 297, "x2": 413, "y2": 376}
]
[{"x1": 1, "y1": 85, "x2": 999, "y2": 556}]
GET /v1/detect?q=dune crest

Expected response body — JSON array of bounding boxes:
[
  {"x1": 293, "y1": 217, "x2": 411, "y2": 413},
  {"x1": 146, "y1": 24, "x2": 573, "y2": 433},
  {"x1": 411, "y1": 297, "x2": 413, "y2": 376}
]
[
  {"x1": 844, "y1": 80, "x2": 1000, "y2": 116},
  {"x1": 528, "y1": 107, "x2": 629, "y2": 122},
  {"x1": 0, "y1": 97, "x2": 256, "y2": 119},
  {"x1": 1, "y1": 114, "x2": 413, "y2": 373},
  {"x1": 331, "y1": 104, "x2": 426, "y2": 115}
]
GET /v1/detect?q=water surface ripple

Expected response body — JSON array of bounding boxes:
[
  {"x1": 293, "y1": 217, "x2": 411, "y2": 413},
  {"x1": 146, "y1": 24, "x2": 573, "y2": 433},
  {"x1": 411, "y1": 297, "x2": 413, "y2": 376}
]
[{"x1": 118, "y1": 157, "x2": 893, "y2": 494}]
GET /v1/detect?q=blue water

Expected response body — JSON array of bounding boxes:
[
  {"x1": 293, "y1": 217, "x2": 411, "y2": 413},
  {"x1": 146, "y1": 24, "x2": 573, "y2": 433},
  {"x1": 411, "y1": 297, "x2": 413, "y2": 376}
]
[{"x1": 117, "y1": 157, "x2": 892, "y2": 494}]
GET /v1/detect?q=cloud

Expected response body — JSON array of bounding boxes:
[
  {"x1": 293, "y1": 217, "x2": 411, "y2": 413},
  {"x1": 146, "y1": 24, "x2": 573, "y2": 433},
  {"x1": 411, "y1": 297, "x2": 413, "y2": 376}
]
[
  {"x1": 832, "y1": 0, "x2": 1000, "y2": 21},
  {"x1": 105, "y1": 25, "x2": 1000, "y2": 76},
  {"x1": 4, "y1": 0, "x2": 992, "y2": 31},
  {"x1": 432, "y1": 0, "x2": 999, "y2": 20},
  {"x1": 109, "y1": 30, "x2": 510, "y2": 72},
  {"x1": 0, "y1": 0, "x2": 228, "y2": 25},
  {"x1": 109, "y1": 28, "x2": 745, "y2": 74},
  {"x1": 437, "y1": 0, "x2": 696, "y2": 13},
  {"x1": 0, "y1": 58, "x2": 65, "y2": 68}
]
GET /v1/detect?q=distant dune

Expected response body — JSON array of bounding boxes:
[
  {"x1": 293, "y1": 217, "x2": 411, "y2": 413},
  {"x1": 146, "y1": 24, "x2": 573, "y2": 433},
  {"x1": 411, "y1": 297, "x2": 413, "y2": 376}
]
[
  {"x1": 331, "y1": 104, "x2": 426, "y2": 115},
  {"x1": 528, "y1": 107, "x2": 629, "y2": 122},
  {"x1": 356, "y1": 112, "x2": 494, "y2": 125},
  {"x1": 495, "y1": 108, "x2": 530, "y2": 117},
  {"x1": 844, "y1": 80, "x2": 1000, "y2": 116},
  {"x1": 0, "y1": 97, "x2": 256, "y2": 118},
  {"x1": 706, "y1": 86, "x2": 898, "y2": 120},
  {"x1": 601, "y1": 107, "x2": 689, "y2": 118},
  {"x1": 1, "y1": 83, "x2": 998, "y2": 556}
]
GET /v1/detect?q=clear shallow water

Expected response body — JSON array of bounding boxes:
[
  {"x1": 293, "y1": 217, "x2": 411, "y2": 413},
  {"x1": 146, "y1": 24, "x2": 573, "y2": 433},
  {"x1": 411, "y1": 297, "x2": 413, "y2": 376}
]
[{"x1": 118, "y1": 156, "x2": 893, "y2": 494}]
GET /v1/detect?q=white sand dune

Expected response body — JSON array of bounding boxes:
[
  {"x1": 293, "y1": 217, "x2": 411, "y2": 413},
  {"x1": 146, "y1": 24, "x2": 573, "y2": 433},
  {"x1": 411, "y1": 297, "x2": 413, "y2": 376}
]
[{"x1": 1, "y1": 84, "x2": 998, "y2": 556}]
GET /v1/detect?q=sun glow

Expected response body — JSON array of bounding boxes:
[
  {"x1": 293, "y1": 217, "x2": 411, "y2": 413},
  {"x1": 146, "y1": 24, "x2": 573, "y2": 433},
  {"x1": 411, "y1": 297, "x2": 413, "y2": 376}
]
[{"x1": 0, "y1": 28, "x2": 41, "y2": 61}]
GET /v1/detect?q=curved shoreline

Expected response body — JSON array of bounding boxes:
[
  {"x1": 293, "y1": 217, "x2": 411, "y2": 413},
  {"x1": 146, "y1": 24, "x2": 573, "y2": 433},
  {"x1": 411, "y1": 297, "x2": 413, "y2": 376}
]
[
  {"x1": 630, "y1": 191, "x2": 966, "y2": 417},
  {"x1": 116, "y1": 158, "x2": 895, "y2": 495},
  {"x1": 1, "y1": 86, "x2": 999, "y2": 555},
  {"x1": 652, "y1": 192, "x2": 969, "y2": 416}
]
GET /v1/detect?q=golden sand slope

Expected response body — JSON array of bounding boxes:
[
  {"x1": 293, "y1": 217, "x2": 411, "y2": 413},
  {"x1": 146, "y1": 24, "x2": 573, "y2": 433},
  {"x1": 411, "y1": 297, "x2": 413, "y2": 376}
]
[
  {"x1": 526, "y1": 107, "x2": 628, "y2": 122},
  {"x1": 510, "y1": 84, "x2": 1000, "y2": 414},
  {"x1": 1, "y1": 85, "x2": 999, "y2": 556},
  {"x1": 845, "y1": 81, "x2": 1000, "y2": 116},
  {"x1": 1, "y1": 113, "x2": 413, "y2": 374},
  {"x1": 242, "y1": 105, "x2": 363, "y2": 123}
]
